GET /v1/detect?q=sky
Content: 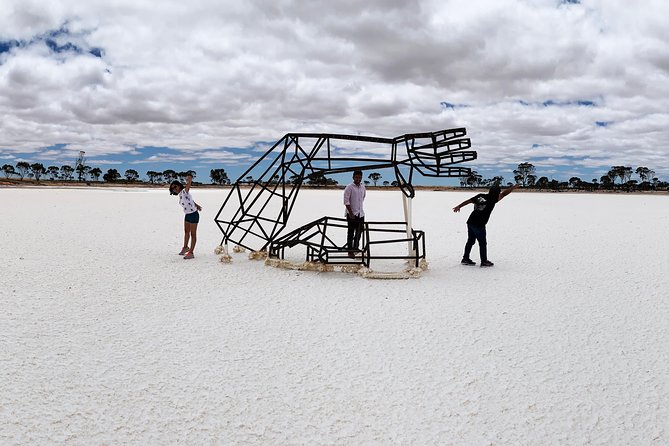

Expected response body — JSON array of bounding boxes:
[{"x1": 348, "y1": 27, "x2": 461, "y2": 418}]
[{"x1": 1, "y1": 0, "x2": 668, "y2": 185}]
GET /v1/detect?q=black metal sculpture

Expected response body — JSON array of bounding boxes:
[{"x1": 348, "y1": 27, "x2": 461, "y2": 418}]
[{"x1": 214, "y1": 128, "x2": 476, "y2": 274}]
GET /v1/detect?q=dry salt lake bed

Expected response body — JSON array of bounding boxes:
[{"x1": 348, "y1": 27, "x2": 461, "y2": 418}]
[{"x1": 1, "y1": 187, "x2": 668, "y2": 445}]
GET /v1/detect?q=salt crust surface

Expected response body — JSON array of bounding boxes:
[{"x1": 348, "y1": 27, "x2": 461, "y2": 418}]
[{"x1": 1, "y1": 188, "x2": 668, "y2": 445}]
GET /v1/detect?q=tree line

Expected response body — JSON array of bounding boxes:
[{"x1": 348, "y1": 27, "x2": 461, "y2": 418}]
[
  {"x1": 462, "y1": 162, "x2": 668, "y2": 191},
  {"x1": 0, "y1": 162, "x2": 228, "y2": 185},
  {"x1": 3, "y1": 160, "x2": 666, "y2": 191}
]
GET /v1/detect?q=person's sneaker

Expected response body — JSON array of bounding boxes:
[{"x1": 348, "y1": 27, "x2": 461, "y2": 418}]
[
  {"x1": 178, "y1": 247, "x2": 189, "y2": 255},
  {"x1": 480, "y1": 260, "x2": 494, "y2": 267},
  {"x1": 183, "y1": 251, "x2": 195, "y2": 259},
  {"x1": 461, "y1": 258, "x2": 476, "y2": 266}
]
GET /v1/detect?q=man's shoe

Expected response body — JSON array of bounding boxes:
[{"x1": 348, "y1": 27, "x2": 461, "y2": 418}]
[
  {"x1": 480, "y1": 260, "x2": 494, "y2": 267},
  {"x1": 183, "y1": 251, "x2": 195, "y2": 259},
  {"x1": 461, "y1": 258, "x2": 476, "y2": 266},
  {"x1": 178, "y1": 247, "x2": 189, "y2": 255}
]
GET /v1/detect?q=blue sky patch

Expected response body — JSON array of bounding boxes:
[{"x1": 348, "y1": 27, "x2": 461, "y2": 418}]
[
  {"x1": 0, "y1": 40, "x2": 20, "y2": 54},
  {"x1": 518, "y1": 99, "x2": 598, "y2": 107},
  {"x1": 1, "y1": 25, "x2": 104, "y2": 61},
  {"x1": 440, "y1": 101, "x2": 469, "y2": 110},
  {"x1": 45, "y1": 38, "x2": 83, "y2": 54},
  {"x1": 542, "y1": 99, "x2": 596, "y2": 107}
]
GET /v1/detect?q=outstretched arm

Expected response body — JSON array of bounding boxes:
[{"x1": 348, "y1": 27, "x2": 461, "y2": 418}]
[
  {"x1": 453, "y1": 197, "x2": 474, "y2": 213},
  {"x1": 185, "y1": 174, "x2": 193, "y2": 193},
  {"x1": 185, "y1": 175, "x2": 202, "y2": 210},
  {"x1": 498, "y1": 184, "x2": 519, "y2": 202}
]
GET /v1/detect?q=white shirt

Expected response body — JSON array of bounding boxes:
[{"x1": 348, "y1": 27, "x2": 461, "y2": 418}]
[
  {"x1": 343, "y1": 182, "x2": 366, "y2": 217},
  {"x1": 178, "y1": 189, "x2": 197, "y2": 214}
]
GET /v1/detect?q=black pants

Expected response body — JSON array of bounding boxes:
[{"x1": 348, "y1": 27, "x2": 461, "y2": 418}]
[
  {"x1": 464, "y1": 223, "x2": 487, "y2": 262},
  {"x1": 347, "y1": 215, "x2": 365, "y2": 251}
]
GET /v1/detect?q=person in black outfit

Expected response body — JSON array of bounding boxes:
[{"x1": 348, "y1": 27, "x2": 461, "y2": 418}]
[{"x1": 452, "y1": 184, "x2": 519, "y2": 267}]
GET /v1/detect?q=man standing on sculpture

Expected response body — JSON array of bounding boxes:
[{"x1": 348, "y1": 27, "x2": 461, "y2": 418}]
[{"x1": 344, "y1": 170, "x2": 366, "y2": 258}]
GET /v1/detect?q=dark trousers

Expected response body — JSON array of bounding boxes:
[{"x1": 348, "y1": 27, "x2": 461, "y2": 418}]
[
  {"x1": 347, "y1": 215, "x2": 365, "y2": 251},
  {"x1": 464, "y1": 223, "x2": 487, "y2": 262}
]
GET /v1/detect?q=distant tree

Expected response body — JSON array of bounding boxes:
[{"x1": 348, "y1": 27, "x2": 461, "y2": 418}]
[
  {"x1": 391, "y1": 180, "x2": 399, "y2": 187},
  {"x1": 16, "y1": 161, "x2": 30, "y2": 179},
  {"x1": 536, "y1": 176, "x2": 549, "y2": 189},
  {"x1": 30, "y1": 163, "x2": 46, "y2": 181},
  {"x1": 210, "y1": 168, "x2": 230, "y2": 185},
  {"x1": 288, "y1": 174, "x2": 301, "y2": 185},
  {"x1": 146, "y1": 171, "x2": 162, "y2": 184},
  {"x1": 75, "y1": 163, "x2": 90, "y2": 181},
  {"x1": 163, "y1": 169, "x2": 177, "y2": 182},
  {"x1": 245, "y1": 175, "x2": 254, "y2": 184},
  {"x1": 124, "y1": 169, "x2": 139, "y2": 182},
  {"x1": 363, "y1": 180, "x2": 370, "y2": 186},
  {"x1": 579, "y1": 180, "x2": 596, "y2": 191},
  {"x1": 2, "y1": 164, "x2": 16, "y2": 178},
  {"x1": 307, "y1": 172, "x2": 328, "y2": 186},
  {"x1": 102, "y1": 168, "x2": 121, "y2": 182},
  {"x1": 491, "y1": 175, "x2": 504, "y2": 186},
  {"x1": 383, "y1": 181, "x2": 389, "y2": 186},
  {"x1": 635, "y1": 166, "x2": 653, "y2": 183},
  {"x1": 600, "y1": 175, "x2": 613, "y2": 189},
  {"x1": 466, "y1": 170, "x2": 482, "y2": 188},
  {"x1": 269, "y1": 174, "x2": 280, "y2": 185},
  {"x1": 46, "y1": 166, "x2": 60, "y2": 180},
  {"x1": 368, "y1": 172, "x2": 382, "y2": 186},
  {"x1": 60, "y1": 165, "x2": 74, "y2": 181},
  {"x1": 568, "y1": 177, "x2": 582, "y2": 189},
  {"x1": 513, "y1": 162, "x2": 536, "y2": 187},
  {"x1": 606, "y1": 169, "x2": 617, "y2": 186},
  {"x1": 620, "y1": 166, "x2": 633, "y2": 184},
  {"x1": 611, "y1": 166, "x2": 632, "y2": 185},
  {"x1": 89, "y1": 167, "x2": 102, "y2": 181}
]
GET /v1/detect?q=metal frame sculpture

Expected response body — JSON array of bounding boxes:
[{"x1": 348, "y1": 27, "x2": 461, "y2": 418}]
[{"x1": 214, "y1": 128, "x2": 477, "y2": 275}]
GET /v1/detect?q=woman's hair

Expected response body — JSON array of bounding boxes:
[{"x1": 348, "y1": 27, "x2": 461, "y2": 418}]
[{"x1": 169, "y1": 180, "x2": 183, "y2": 195}]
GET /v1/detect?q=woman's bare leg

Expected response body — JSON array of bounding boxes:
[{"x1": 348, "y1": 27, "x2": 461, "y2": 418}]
[
  {"x1": 183, "y1": 221, "x2": 191, "y2": 250},
  {"x1": 189, "y1": 223, "x2": 197, "y2": 253}
]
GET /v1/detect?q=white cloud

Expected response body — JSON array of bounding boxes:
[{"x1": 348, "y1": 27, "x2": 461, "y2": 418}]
[{"x1": 0, "y1": 0, "x2": 668, "y2": 178}]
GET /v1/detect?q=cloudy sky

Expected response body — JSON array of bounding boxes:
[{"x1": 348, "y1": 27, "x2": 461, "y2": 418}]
[{"x1": 1, "y1": 0, "x2": 668, "y2": 184}]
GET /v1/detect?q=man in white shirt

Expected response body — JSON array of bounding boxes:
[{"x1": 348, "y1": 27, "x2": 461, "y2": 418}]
[{"x1": 343, "y1": 170, "x2": 366, "y2": 258}]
